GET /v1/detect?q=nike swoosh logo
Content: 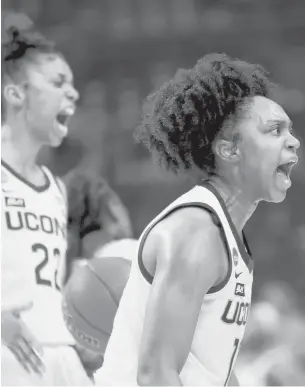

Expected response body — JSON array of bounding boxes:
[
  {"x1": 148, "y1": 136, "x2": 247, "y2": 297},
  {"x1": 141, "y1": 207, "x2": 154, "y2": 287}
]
[{"x1": 235, "y1": 272, "x2": 243, "y2": 279}]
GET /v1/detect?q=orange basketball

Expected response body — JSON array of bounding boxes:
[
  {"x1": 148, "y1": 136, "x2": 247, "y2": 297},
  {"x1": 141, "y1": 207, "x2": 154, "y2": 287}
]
[{"x1": 62, "y1": 257, "x2": 131, "y2": 354}]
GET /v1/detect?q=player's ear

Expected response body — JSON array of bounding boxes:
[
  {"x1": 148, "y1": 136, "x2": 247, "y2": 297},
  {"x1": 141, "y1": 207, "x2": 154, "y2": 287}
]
[
  {"x1": 214, "y1": 139, "x2": 240, "y2": 163},
  {"x1": 214, "y1": 134, "x2": 241, "y2": 163},
  {"x1": 3, "y1": 84, "x2": 26, "y2": 107}
]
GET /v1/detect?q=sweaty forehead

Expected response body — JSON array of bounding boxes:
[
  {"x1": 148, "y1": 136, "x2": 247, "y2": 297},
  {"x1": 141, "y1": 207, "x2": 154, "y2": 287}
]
[{"x1": 249, "y1": 96, "x2": 290, "y2": 125}]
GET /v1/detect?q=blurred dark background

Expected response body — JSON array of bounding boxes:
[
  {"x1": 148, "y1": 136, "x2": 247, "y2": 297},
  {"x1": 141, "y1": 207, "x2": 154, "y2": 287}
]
[{"x1": 3, "y1": 0, "x2": 305, "y2": 384}]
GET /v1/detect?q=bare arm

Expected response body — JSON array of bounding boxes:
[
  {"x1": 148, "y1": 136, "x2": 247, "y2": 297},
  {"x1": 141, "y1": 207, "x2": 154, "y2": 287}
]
[{"x1": 137, "y1": 207, "x2": 227, "y2": 386}]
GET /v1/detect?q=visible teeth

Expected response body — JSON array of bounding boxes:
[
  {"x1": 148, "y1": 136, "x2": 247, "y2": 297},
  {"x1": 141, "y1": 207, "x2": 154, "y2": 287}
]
[{"x1": 64, "y1": 107, "x2": 75, "y2": 116}]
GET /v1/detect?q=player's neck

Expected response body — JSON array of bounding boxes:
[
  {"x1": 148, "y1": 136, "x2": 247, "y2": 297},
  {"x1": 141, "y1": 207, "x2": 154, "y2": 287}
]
[
  {"x1": 207, "y1": 175, "x2": 258, "y2": 234},
  {"x1": 2, "y1": 122, "x2": 42, "y2": 174}
]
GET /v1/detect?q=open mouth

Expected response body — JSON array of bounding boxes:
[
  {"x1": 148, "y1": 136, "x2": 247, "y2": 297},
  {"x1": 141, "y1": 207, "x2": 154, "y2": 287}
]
[
  {"x1": 56, "y1": 112, "x2": 70, "y2": 127},
  {"x1": 276, "y1": 161, "x2": 297, "y2": 180},
  {"x1": 56, "y1": 107, "x2": 75, "y2": 127}
]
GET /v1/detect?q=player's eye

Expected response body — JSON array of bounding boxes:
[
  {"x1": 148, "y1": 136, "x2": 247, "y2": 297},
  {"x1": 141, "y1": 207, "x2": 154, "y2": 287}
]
[
  {"x1": 270, "y1": 125, "x2": 281, "y2": 136},
  {"x1": 53, "y1": 79, "x2": 65, "y2": 88}
]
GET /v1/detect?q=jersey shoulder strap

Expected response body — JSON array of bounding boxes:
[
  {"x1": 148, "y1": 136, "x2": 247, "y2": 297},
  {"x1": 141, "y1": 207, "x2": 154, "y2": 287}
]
[
  {"x1": 40, "y1": 166, "x2": 67, "y2": 206},
  {"x1": 138, "y1": 183, "x2": 253, "y2": 284}
]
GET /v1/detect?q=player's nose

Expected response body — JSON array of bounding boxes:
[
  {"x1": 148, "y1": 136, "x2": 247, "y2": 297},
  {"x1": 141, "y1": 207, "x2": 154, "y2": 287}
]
[
  {"x1": 286, "y1": 132, "x2": 300, "y2": 151},
  {"x1": 66, "y1": 84, "x2": 79, "y2": 103}
]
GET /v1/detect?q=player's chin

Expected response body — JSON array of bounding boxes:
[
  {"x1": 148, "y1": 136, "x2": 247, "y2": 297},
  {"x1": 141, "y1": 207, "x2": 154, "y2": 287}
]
[
  {"x1": 265, "y1": 187, "x2": 287, "y2": 203},
  {"x1": 271, "y1": 193, "x2": 287, "y2": 203},
  {"x1": 49, "y1": 123, "x2": 68, "y2": 147},
  {"x1": 49, "y1": 135, "x2": 64, "y2": 148},
  {"x1": 264, "y1": 173, "x2": 293, "y2": 203}
]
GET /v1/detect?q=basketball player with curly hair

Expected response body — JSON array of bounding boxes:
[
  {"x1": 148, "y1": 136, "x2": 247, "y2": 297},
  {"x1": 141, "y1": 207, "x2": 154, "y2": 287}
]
[
  {"x1": 1, "y1": 12, "x2": 96, "y2": 385},
  {"x1": 96, "y1": 53, "x2": 300, "y2": 386}
]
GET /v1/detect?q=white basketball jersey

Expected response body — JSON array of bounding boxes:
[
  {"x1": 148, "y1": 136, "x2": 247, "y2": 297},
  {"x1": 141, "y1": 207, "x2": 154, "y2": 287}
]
[
  {"x1": 96, "y1": 182, "x2": 254, "y2": 386},
  {"x1": 1, "y1": 161, "x2": 74, "y2": 344}
]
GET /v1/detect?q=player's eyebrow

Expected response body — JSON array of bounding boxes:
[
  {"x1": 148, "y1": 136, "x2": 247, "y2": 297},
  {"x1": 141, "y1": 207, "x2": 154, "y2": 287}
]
[
  {"x1": 266, "y1": 119, "x2": 293, "y2": 129},
  {"x1": 56, "y1": 72, "x2": 74, "y2": 84}
]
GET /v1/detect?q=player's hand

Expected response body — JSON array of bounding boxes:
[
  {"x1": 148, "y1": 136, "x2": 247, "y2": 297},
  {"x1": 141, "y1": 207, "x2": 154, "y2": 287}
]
[{"x1": 1, "y1": 303, "x2": 45, "y2": 375}]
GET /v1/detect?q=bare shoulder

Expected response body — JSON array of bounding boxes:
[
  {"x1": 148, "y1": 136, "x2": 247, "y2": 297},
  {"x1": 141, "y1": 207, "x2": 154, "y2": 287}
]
[
  {"x1": 152, "y1": 206, "x2": 223, "y2": 256},
  {"x1": 143, "y1": 206, "x2": 227, "y2": 286}
]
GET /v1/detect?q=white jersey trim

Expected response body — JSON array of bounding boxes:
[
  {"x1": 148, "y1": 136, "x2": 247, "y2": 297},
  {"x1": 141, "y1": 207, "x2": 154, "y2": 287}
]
[
  {"x1": 2, "y1": 160, "x2": 51, "y2": 193},
  {"x1": 137, "y1": 201, "x2": 233, "y2": 294}
]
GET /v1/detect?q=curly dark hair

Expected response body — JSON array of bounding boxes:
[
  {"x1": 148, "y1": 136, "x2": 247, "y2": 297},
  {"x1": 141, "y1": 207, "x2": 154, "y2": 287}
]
[{"x1": 135, "y1": 53, "x2": 275, "y2": 175}]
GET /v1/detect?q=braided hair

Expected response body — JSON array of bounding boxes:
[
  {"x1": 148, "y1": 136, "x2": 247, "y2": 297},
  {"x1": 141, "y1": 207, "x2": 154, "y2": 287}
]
[
  {"x1": 2, "y1": 11, "x2": 56, "y2": 76},
  {"x1": 2, "y1": 11, "x2": 57, "y2": 118}
]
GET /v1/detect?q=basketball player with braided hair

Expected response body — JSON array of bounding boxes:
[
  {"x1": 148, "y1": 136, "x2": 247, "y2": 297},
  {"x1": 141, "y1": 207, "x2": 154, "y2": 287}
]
[
  {"x1": 96, "y1": 53, "x2": 300, "y2": 386},
  {"x1": 1, "y1": 12, "x2": 95, "y2": 385}
]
